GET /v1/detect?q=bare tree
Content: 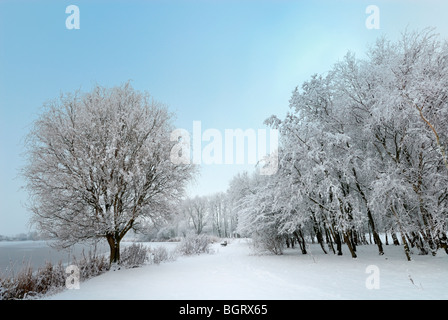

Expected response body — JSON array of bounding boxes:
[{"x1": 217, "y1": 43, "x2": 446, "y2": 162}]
[
  {"x1": 23, "y1": 82, "x2": 195, "y2": 265},
  {"x1": 183, "y1": 196, "x2": 208, "y2": 235},
  {"x1": 208, "y1": 192, "x2": 229, "y2": 237}
]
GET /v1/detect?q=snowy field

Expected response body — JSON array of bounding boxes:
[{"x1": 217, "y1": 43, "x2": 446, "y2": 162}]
[{"x1": 45, "y1": 239, "x2": 448, "y2": 300}]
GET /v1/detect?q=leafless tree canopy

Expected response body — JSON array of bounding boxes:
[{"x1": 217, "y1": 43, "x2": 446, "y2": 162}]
[{"x1": 23, "y1": 82, "x2": 195, "y2": 263}]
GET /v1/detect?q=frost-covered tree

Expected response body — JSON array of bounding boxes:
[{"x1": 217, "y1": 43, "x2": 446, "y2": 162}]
[
  {"x1": 208, "y1": 192, "x2": 231, "y2": 238},
  {"x1": 232, "y1": 171, "x2": 279, "y2": 253},
  {"x1": 23, "y1": 82, "x2": 195, "y2": 265},
  {"x1": 364, "y1": 29, "x2": 448, "y2": 258},
  {"x1": 182, "y1": 196, "x2": 209, "y2": 235}
]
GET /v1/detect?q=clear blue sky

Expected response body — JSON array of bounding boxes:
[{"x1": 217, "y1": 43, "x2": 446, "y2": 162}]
[{"x1": 1, "y1": 0, "x2": 448, "y2": 235}]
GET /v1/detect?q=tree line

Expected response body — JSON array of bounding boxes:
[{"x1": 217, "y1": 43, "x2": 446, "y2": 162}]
[
  {"x1": 232, "y1": 29, "x2": 448, "y2": 260},
  {"x1": 142, "y1": 192, "x2": 238, "y2": 240}
]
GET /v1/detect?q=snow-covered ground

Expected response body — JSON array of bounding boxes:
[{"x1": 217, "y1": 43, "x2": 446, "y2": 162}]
[{"x1": 45, "y1": 239, "x2": 448, "y2": 300}]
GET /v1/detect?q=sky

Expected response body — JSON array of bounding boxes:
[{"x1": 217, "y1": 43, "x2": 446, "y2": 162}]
[{"x1": 1, "y1": 0, "x2": 448, "y2": 236}]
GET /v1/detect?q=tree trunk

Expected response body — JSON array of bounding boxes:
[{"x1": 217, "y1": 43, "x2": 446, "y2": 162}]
[
  {"x1": 401, "y1": 233, "x2": 412, "y2": 261},
  {"x1": 343, "y1": 232, "x2": 357, "y2": 258},
  {"x1": 391, "y1": 232, "x2": 400, "y2": 245},
  {"x1": 316, "y1": 228, "x2": 328, "y2": 254},
  {"x1": 334, "y1": 231, "x2": 343, "y2": 256},
  {"x1": 390, "y1": 206, "x2": 411, "y2": 261},
  {"x1": 410, "y1": 231, "x2": 428, "y2": 255},
  {"x1": 325, "y1": 226, "x2": 336, "y2": 254},
  {"x1": 352, "y1": 168, "x2": 384, "y2": 255},
  {"x1": 368, "y1": 212, "x2": 384, "y2": 254},
  {"x1": 350, "y1": 229, "x2": 357, "y2": 252},
  {"x1": 311, "y1": 212, "x2": 327, "y2": 254},
  {"x1": 293, "y1": 230, "x2": 307, "y2": 254},
  {"x1": 437, "y1": 231, "x2": 448, "y2": 254},
  {"x1": 107, "y1": 234, "x2": 121, "y2": 265},
  {"x1": 414, "y1": 159, "x2": 437, "y2": 255}
]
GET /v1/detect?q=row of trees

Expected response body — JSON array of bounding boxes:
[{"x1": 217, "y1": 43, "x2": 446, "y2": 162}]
[
  {"x1": 181, "y1": 193, "x2": 237, "y2": 237},
  {"x1": 144, "y1": 193, "x2": 238, "y2": 240},
  {"x1": 0, "y1": 232, "x2": 44, "y2": 242},
  {"x1": 234, "y1": 29, "x2": 448, "y2": 260}
]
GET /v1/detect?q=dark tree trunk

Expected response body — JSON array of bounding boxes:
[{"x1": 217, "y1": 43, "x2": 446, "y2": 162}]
[
  {"x1": 311, "y1": 212, "x2": 327, "y2": 254},
  {"x1": 317, "y1": 231, "x2": 328, "y2": 254},
  {"x1": 293, "y1": 230, "x2": 307, "y2": 254},
  {"x1": 437, "y1": 232, "x2": 448, "y2": 254},
  {"x1": 334, "y1": 232, "x2": 343, "y2": 256},
  {"x1": 368, "y1": 211, "x2": 384, "y2": 254},
  {"x1": 391, "y1": 232, "x2": 400, "y2": 246},
  {"x1": 350, "y1": 229, "x2": 357, "y2": 252},
  {"x1": 410, "y1": 231, "x2": 428, "y2": 255},
  {"x1": 352, "y1": 167, "x2": 384, "y2": 255},
  {"x1": 299, "y1": 231, "x2": 306, "y2": 254},
  {"x1": 343, "y1": 232, "x2": 357, "y2": 258},
  {"x1": 401, "y1": 233, "x2": 412, "y2": 261},
  {"x1": 325, "y1": 227, "x2": 336, "y2": 254},
  {"x1": 107, "y1": 234, "x2": 121, "y2": 265}
]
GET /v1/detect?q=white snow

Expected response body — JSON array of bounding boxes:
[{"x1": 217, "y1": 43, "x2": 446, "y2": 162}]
[{"x1": 45, "y1": 239, "x2": 448, "y2": 300}]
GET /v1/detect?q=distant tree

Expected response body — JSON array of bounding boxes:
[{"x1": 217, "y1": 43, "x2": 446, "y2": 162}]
[
  {"x1": 182, "y1": 196, "x2": 208, "y2": 235},
  {"x1": 23, "y1": 82, "x2": 195, "y2": 265},
  {"x1": 208, "y1": 192, "x2": 231, "y2": 237}
]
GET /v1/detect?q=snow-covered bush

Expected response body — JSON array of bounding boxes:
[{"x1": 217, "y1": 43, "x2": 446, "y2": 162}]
[
  {"x1": 250, "y1": 230, "x2": 284, "y2": 255},
  {"x1": 156, "y1": 226, "x2": 177, "y2": 241},
  {"x1": 0, "y1": 250, "x2": 110, "y2": 300},
  {"x1": 176, "y1": 234, "x2": 214, "y2": 256},
  {"x1": 34, "y1": 262, "x2": 66, "y2": 294},
  {"x1": 0, "y1": 262, "x2": 64, "y2": 300},
  {"x1": 150, "y1": 246, "x2": 176, "y2": 264},
  {"x1": 120, "y1": 243, "x2": 149, "y2": 268}
]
